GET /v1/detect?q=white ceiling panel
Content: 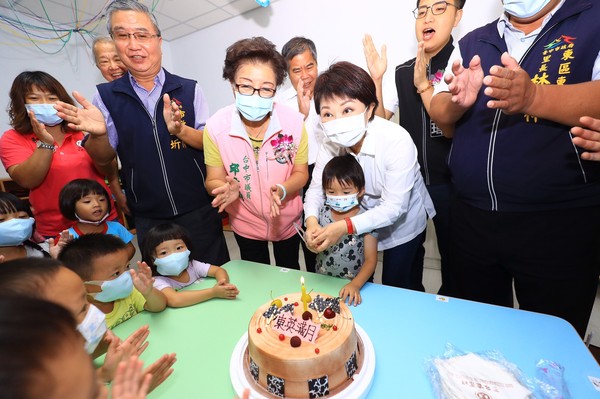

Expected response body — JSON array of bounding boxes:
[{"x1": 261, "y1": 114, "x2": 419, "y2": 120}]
[{"x1": 0, "y1": 0, "x2": 277, "y2": 41}]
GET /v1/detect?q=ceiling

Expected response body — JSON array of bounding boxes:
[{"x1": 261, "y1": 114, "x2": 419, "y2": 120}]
[{"x1": 0, "y1": 0, "x2": 276, "y2": 41}]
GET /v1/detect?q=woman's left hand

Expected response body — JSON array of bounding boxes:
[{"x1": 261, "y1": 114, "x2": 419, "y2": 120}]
[
  {"x1": 211, "y1": 176, "x2": 241, "y2": 213},
  {"x1": 269, "y1": 184, "x2": 284, "y2": 218},
  {"x1": 311, "y1": 220, "x2": 347, "y2": 252}
]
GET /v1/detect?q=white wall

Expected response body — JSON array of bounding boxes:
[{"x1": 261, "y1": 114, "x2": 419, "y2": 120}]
[
  {"x1": 170, "y1": 0, "x2": 504, "y2": 112},
  {"x1": 0, "y1": 0, "x2": 503, "y2": 178}
]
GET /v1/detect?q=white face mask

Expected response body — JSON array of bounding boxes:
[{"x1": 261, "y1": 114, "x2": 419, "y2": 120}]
[
  {"x1": 77, "y1": 304, "x2": 108, "y2": 354},
  {"x1": 321, "y1": 109, "x2": 369, "y2": 147},
  {"x1": 503, "y1": 0, "x2": 551, "y2": 18},
  {"x1": 326, "y1": 193, "x2": 360, "y2": 213},
  {"x1": 75, "y1": 212, "x2": 109, "y2": 226}
]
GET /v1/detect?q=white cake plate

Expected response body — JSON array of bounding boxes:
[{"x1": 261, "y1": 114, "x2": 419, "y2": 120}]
[{"x1": 230, "y1": 323, "x2": 375, "y2": 399}]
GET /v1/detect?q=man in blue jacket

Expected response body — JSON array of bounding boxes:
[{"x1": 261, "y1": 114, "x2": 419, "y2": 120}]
[
  {"x1": 429, "y1": 0, "x2": 600, "y2": 337},
  {"x1": 57, "y1": 0, "x2": 229, "y2": 265}
]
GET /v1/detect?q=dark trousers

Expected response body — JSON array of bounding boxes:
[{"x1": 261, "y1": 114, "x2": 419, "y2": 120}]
[
  {"x1": 136, "y1": 204, "x2": 230, "y2": 265},
  {"x1": 427, "y1": 183, "x2": 454, "y2": 296},
  {"x1": 450, "y1": 198, "x2": 600, "y2": 338},
  {"x1": 382, "y1": 230, "x2": 427, "y2": 291},
  {"x1": 301, "y1": 163, "x2": 317, "y2": 273},
  {"x1": 234, "y1": 232, "x2": 300, "y2": 270}
]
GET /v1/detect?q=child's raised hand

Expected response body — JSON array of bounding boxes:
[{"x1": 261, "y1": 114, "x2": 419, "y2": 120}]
[
  {"x1": 340, "y1": 282, "x2": 362, "y2": 307},
  {"x1": 213, "y1": 282, "x2": 239, "y2": 299},
  {"x1": 144, "y1": 353, "x2": 177, "y2": 392},
  {"x1": 48, "y1": 230, "x2": 73, "y2": 259},
  {"x1": 131, "y1": 261, "x2": 154, "y2": 296},
  {"x1": 121, "y1": 325, "x2": 150, "y2": 357}
]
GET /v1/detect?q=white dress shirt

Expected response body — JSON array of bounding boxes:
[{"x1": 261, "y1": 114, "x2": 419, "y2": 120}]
[
  {"x1": 279, "y1": 86, "x2": 324, "y2": 165},
  {"x1": 304, "y1": 116, "x2": 435, "y2": 251}
]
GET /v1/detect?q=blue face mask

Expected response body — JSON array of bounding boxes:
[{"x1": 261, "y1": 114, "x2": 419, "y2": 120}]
[
  {"x1": 87, "y1": 270, "x2": 134, "y2": 303},
  {"x1": 154, "y1": 249, "x2": 190, "y2": 276},
  {"x1": 235, "y1": 92, "x2": 274, "y2": 122},
  {"x1": 502, "y1": 0, "x2": 551, "y2": 18},
  {"x1": 25, "y1": 104, "x2": 63, "y2": 126},
  {"x1": 77, "y1": 304, "x2": 108, "y2": 354},
  {"x1": 326, "y1": 193, "x2": 360, "y2": 213},
  {"x1": 0, "y1": 217, "x2": 34, "y2": 247}
]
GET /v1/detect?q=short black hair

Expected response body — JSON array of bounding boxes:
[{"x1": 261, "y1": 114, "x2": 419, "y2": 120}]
[
  {"x1": 0, "y1": 296, "x2": 80, "y2": 399},
  {"x1": 0, "y1": 258, "x2": 62, "y2": 299},
  {"x1": 314, "y1": 61, "x2": 378, "y2": 122},
  {"x1": 58, "y1": 234, "x2": 127, "y2": 281},
  {"x1": 141, "y1": 223, "x2": 193, "y2": 275},
  {"x1": 322, "y1": 154, "x2": 365, "y2": 192},
  {"x1": 0, "y1": 192, "x2": 32, "y2": 217},
  {"x1": 59, "y1": 178, "x2": 111, "y2": 221}
]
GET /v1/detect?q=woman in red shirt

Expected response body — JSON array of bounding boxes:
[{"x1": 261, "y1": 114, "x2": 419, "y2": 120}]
[{"x1": 0, "y1": 71, "x2": 118, "y2": 237}]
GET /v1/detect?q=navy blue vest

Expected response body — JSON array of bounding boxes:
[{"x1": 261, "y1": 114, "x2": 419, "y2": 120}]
[
  {"x1": 97, "y1": 70, "x2": 212, "y2": 218},
  {"x1": 452, "y1": 0, "x2": 600, "y2": 212}
]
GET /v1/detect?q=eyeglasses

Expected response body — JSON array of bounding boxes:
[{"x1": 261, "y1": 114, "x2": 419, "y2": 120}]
[
  {"x1": 235, "y1": 84, "x2": 276, "y2": 99},
  {"x1": 111, "y1": 31, "x2": 161, "y2": 42},
  {"x1": 413, "y1": 1, "x2": 457, "y2": 19}
]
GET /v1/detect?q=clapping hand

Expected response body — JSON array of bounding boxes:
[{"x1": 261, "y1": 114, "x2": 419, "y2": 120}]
[
  {"x1": 211, "y1": 176, "x2": 241, "y2": 213},
  {"x1": 131, "y1": 262, "x2": 154, "y2": 296},
  {"x1": 446, "y1": 55, "x2": 484, "y2": 108},
  {"x1": 55, "y1": 91, "x2": 107, "y2": 136}
]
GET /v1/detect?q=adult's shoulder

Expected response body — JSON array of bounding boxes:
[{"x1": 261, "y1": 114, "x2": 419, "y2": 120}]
[{"x1": 0, "y1": 129, "x2": 32, "y2": 145}]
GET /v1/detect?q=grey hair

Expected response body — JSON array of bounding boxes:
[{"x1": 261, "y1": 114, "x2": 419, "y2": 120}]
[
  {"x1": 105, "y1": 0, "x2": 161, "y2": 37},
  {"x1": 92, "y1": 36, "x2": 115, "y2": 63},
  {"x1": 281, "y1": 37, "x2": 318, "y2": 68}
]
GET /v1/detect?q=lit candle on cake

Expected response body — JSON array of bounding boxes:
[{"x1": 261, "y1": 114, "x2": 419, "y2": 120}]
[{"x1": 301, "y1": 276, "x2": 308, "y2": 311}]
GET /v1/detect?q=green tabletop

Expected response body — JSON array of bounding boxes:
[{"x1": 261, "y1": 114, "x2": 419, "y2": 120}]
[{"x1": 112, "y1": 261, "x2": 347, "y2": 398}]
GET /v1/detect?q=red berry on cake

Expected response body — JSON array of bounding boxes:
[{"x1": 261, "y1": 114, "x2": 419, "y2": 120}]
[
  {"x1": 315, "y1": 348, "x2": 320, "y2": 354},
  {"x1": 290, "y1": 336, "x2": 301, "y2": 347},
  {"x1": 279, "y1": 334, "x2": 285, "y2": 341},
  {"x1": 302, "y1": 311, "x2": 313, "y2": 321},
  {"x1": 284, "y1": 297, "x2": 288, "y2": 301},
  {"x1": 324, "y1": 307, "x2": 336, "y2": 319},
  {"x1": 294, "y1": 302, "x2": 299, "y2": 306},
  {"x1": 333, "y1": 325, "x2": 338, "y2": 331},
  {"x1": 257, "y1": 328, "x2": 262, "y2": 334}
]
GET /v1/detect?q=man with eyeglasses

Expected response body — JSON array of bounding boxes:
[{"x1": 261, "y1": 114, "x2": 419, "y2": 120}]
[
  {"x1": 363, "y1": 0, "x2": 465, "y2": 295},
  {"x1": 428, "y1": 0, "x2": 600, "y2": 338},
  {"x1": 279, "y1": 37, "x2": 323, "y2": 273},
  {"x1": 56, "y1": 0, "x2": 230, "y2": 265}
]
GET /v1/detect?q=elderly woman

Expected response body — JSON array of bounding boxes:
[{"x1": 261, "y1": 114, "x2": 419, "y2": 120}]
[
  {"x1": 0, "y1": 71, "x2": 118, "y2": 237},
  {"x1": 304, "y1": 61, "x2": 435, "y2": 291},
  {"x1": 204, "y1": 36, "x2": 308, "y2": 269},
  {"x1": 92, "y1": 37, "x2": 127, "y2": 82}
]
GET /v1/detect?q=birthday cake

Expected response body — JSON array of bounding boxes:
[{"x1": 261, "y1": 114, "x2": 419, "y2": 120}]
[{"x1": 246, "y1": 292, "x2": 362, "y2": 398}]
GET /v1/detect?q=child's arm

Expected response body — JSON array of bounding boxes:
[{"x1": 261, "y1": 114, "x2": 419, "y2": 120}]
[
  {"x1": 160, "y1": 282, "x2": 239, "y2": 308},
  {"x1": 208, "y1": 265, "x2": 230, "y2": 285},
  {"x1": 132, "y1": 261, "x2": 167, "y2": 312},
  {"x1": 339, "y1": 233, "x2": 378, "y2": 306}
]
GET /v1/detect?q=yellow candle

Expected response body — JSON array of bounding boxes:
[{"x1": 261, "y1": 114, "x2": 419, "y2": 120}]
[{"x1": 301, "y1": 276, "x2": 308, "y2": 311}]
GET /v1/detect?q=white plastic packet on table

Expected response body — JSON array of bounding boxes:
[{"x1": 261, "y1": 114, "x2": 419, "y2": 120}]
[{"x1": 426, "y1": 345, "x2": 536, "y2": 399}]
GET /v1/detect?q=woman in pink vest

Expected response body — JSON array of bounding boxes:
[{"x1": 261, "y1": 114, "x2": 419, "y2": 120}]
[{"x1": 204, "y1": 37, "x2": 308, "y2": 269}]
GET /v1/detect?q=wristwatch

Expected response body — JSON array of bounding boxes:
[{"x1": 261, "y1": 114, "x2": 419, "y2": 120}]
[{"x1": 36, "y1": 140, "x2": 55, "y2": 151}]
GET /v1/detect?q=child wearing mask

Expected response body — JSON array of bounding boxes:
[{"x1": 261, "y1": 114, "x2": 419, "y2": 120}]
[
  {"x1": 0, "y1": 192, "x2": 70, "y2": 261},
  {"x1": 0, "y1": 257, "x2": 176, "y2": 389},
  {"x1": 313, "y1": 155, "x2": 377, "y2": 306},
  {"x1": 59, "y1": 234, "x2": 167, "y2": 329},
  {"x1": 141, "y1": 223, "x2": 239, "y2": 308},
  {"x1": 59, "y1": 178, "x2": 135, "y2": 259}
]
